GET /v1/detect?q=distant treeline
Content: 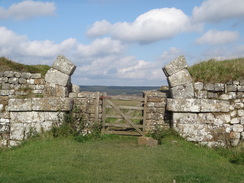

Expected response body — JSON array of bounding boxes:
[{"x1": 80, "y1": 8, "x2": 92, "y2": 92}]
[{"x1": 79, "y1": 85, "x2": 160, "y2": 96}]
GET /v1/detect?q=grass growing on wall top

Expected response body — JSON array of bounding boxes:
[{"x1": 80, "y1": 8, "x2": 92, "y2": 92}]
[
  {"x1": 0, "y1": 57, "x2": 50, "y2": 77},
  {"x1": 189, "y1": 57, "x2": 244, "y2": 83},
  {"x1": 0, "y1": 134, "x2": 243, "y2": 183}
]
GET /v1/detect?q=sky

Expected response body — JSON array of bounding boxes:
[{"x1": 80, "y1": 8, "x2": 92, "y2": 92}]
[{"x1": 0, "y1": 0, "x2": 244, "y2": 86}]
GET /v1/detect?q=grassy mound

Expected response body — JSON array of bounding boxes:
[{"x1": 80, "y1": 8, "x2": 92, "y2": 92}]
[
  {"x1": 0, "y1": 57, "x2": 50, "y2": 77},
  {"x1": 189, "y1": 57, "x2": 244, "y2": 83}
]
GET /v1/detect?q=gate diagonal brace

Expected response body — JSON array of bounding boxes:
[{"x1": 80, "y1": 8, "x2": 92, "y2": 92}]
[{"x1": 106, "y1": 99, "x2": 145, "y2": 136}]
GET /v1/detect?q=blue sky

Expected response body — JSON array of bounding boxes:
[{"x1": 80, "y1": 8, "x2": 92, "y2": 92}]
[{"x1": 0, "y1": 0, "x2": 244, "y2": 86}]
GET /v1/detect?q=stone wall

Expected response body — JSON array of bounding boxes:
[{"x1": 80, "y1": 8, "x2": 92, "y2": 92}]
[
  {"x1": 0, "y1": 55, "x2": 102, "y2": 147},
  {"x1": 143, "y1": 90, "x2": 170, "y2": 132},
  {"x1": 163, "y1": 56, "x2": 244, "y2": 147}
]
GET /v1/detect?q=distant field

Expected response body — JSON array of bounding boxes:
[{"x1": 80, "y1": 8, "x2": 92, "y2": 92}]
[{"x1": 79, "y1": 85, "x2": 160, "y2": 96}]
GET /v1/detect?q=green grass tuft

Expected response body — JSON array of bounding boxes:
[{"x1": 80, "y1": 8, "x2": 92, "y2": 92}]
[
  {"x1": 0, "y1": 57, "x2": 50, "y2": 77},
  {"x1": 189, "y1": 57, "x2": 244, "y2": 83}
]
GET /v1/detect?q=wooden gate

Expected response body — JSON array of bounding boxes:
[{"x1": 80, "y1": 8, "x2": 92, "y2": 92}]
[{"x1": 101, "y1": 94, "x2": 145, "y2": 136}]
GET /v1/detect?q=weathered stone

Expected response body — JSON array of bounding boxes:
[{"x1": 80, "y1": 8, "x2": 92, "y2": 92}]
[
  {"x1": 228, "y1": 92, "x2": 236, "y2": 99},
  {"x1": 214, "y1": 83, "x2": 225, "y2": 91},
  {"x1": 27, "y1": 79, "x2": 35, "y2": 85},
  {"x1": 10, "y1": 123, "x2": 25, "y2": 140},
  {"x1": 230, "y1": 118, "x2": 240, "y2": 124},
  {"x1": 162, "y1": 55, "x2": 188, "y2": 76},
  {"x1": 4, "y1": 71, "x2": 14, "y2": 77},
  {"x1": 52, "y1": 55, "x2": 76, "y2": 75},
  {"x1": 195, "y1": 91, "x2": 208, "y2": 99},
  {"x1": 0, "y1": 104, "x2": 3, "y2": 112},
  {"x1": 201, "y1": 99, "x2": 229, "y2": 112},
  {"x1": 237, "y1": 85, "x2": 244, "y2": 92},
  {"x1": 171, "y1": 83, "x2": 194, "y2": 98},
  {"x1": 198, "y1": 113, "x2": 215, "y2": 124},
  {"x1": 2, "y1": 83, "x2": 10, "y2": 90},
  {"x1": 194, "y1": 82, "x2": 204, "y2": 91},
  {"x1": 233, "y1": 125, "x2": 243, "y2": 132},
  {"x1": 72, "y1": 84, "x2": 80, "y2": 93},
  {"x1": 21, "y1": 72, "x2": 31, "y2": 79},
  {"x1": 238, "y1": 110, "x2": 244, "y2": 117},
  {"x1": 18, "y1": 78, "x2": 27, "y2": 84},
  {"x1": 207, "y1": 92, "x2": 218, "y2": 99},
  {"x1": 44, "y1": 82, "x2": 68, "y2": 97},
  {"x1": 8, "y1": 78, "x2": 18, "y2": 84},
  {"x1": 216, "y1": 114, "x2": 231, "y2": 123},
  {"x1": 32, "y1": 90, "x2": 43, "y2": 94},
  {"x1": 227, "y1": 85, "x2": 237, "y2": 92},
  {"x1": 230, "y1": 132, "x2": 240, "y2": 146},
  {"x1": 14, "y1": 72, "x2": 21, "y2": 78},
  {"x1": 0, "y1": 90, "x2": 14, "y2": 96},
  {"x1": 138, "y1": 136, "x2": 158, "y2": 146},
  {"x1": 8, "y1": 98, "x2": 32, "y2": 111},
  {"x1": 31, "y1": 73, "x2": 41, "y2": 79},
  {"x1": 219, "y1": 94, "x2": 229, "y2": 100},
  {"x1": 32, "y1": 97, "x2": 73, "y2": 111},
  {"x1": 10, "y1": 112, "x2": 45, "y2": 123},
  {"x1": 204, "y1": 83, "x2": 214, "y2": 91},
  {"x1": 167, "y1": 98, "x2": 201, "y2": 112},
  {"x1": 173, "y1": 113, "x2": 198, "y2": 124},
  {"x1": 168, "y1": 69, "x2": 192, "y2": 87},
  {"x1": 34, "y1": 79, "x2": 45, "y2": 85},
  {"x1": 45, "y1": 68, "x2": 70, "y2": 86},
  {"x1": 234, "y1": 102, "x2": 243, "y2": 109}
]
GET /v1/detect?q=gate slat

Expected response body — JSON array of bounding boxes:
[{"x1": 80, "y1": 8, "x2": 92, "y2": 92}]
[{"x1": 106, "y1": 99, "x2": 145, "y2": 136}]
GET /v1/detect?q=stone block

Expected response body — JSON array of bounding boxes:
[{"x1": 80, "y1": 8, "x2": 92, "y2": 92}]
[
  {"x1": 8, "y1": 98, "x2": 32, "y2": 111},
  {"x1": 173, "y1": 113, "x2": 198, "y2": 124},
  {"x1": 171, "y1": 83, "x2": 194, "y2": 98},
  {"x1": 195, "y1": 91, "x2": 208, "y2": 99},
  {"x1": 44, "y1": 82, "x2": 68, "y2": 97},
  {"x1": 14, "y1": 72, "x2": 21, "y2": 78},
  {"x1": 204, "y1": 83, "x2": 214, "y2": 91},
  {"x1": 194, "y1": 82, "x2": 203, "y2": 91},
  {"x1": 0, "y1": 90, "x2": 14, "y2": 96},
  {"x1": 10, "y1": 112, "x2": 45, "y2": 123},
  {"x1": 219, "y1": 94, "x2": 229, "y2": 100},
  {"x1": 214, "y1": 83, "x2": 225, "y2": 91},
  {"x1": 4, "y1": 71, "x2": 14, "y2": 77},
  {"x1": 8, "y1": 78, "x2": 18, "y2": 84},
  {"x1": 233, "y1": 125, "x2": 243, "y2": 132},
  {"x1": 52, "y1": 55, "x2": 76, "y2": 75},
  {"x1": 227, "y1": 85, "x2": 237, "y2": 92},
  {"x1": 21, "y1": 72, "x2": 31, "y2": 79},
  {"x1": 162, "y1": 55, "x2": 188, "y2": 76},
  {"x1": 168, "y1": 69, "x2": 192, "y2": 87},
  {"x1": 27, "y1": 79, "x2": 35, "y2": 85},
  {"x1": 18, "y1": 78, "x2": 27, "y2": 84},
  {"x1": 31, "y1": 73, "x2": 41, "y2": 79},
  {"x1": 207, "y1": 92, "x2": 218, "y2": 99},
  {"x1": 45, "y1": 68, "x2": 70, "y2": 86},
  {"x1": 72, "y1": 84, "x2": 80, "y2": 93},
  {"x1": 32, "y1": 97, "x2": 73, "y2": 111},
  {"x1": 200, "y1": 99, "x2": 229, "y2": 112},
  {"x1": 10, "y1": 123, "x2": 25, "y2": 140},
  {"x1": 138, "y1": 136, "x2": 158, "y2": 146},
  {"x1": 2, "y1": 83, "x2": 10, "y2": 90},
  {"x1": 230, "y1": 118, "x2": 240, "y2": 124},
  {"x1": 238, "y1": 110, "x2": 244, "y2": 117},
  {"x1": 198, "y1": 113, "x2": 215, "y2": 124},
  {"x1": 167, "y1": 98, "x2": 201, "y2": 112}
]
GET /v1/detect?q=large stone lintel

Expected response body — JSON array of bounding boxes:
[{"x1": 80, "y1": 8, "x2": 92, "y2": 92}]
[
  {"x1": 162, "y1": 55, "x2": 188, "y2": 76},
  {"x1": 52, "y1": 55, "x2": 76, "y2": 75},
  {"x1": 45, "y1": 68, "x2": 70, "y2": 86},
  {"x1": 167, "y1": 98, "x2": 230, "y2": 112},
  {"x1": 8, "y1": 98, "x2": 32, "y2": 111},
  {"x1": 168, "y1": 69, "x2": 192, "y2": 87},
  {"x1": 32, "y1": 98, "x2": 73, "y2": 111}
]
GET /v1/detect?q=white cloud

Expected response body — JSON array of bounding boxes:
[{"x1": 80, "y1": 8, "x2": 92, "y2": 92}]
[
  {"x1": 87, "y1": 8, "x2": 201, "y2": 44},
  {"x1": 192, "y1": 0, "x2": 244, "y2": 23},
  {"x1": 0, "y1": 0, "x2": 56, "y2": 20},
  {"x1": 196, "y1": 30, "x2": 239, "y2": 45},
  {"x1": 77, "y1": 37, "x2": 125, "y2": 57}
]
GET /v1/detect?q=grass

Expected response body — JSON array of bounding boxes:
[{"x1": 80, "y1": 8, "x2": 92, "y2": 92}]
[
  {"x1": 189, "y1": 57, "x2": 244, "y2": 83},
  {"x1": 0, "y1": 57, "x2": 50, "y2": 77},
  {"x1": 0, "y1": 133, "x2": 243, "y2": 183}
]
